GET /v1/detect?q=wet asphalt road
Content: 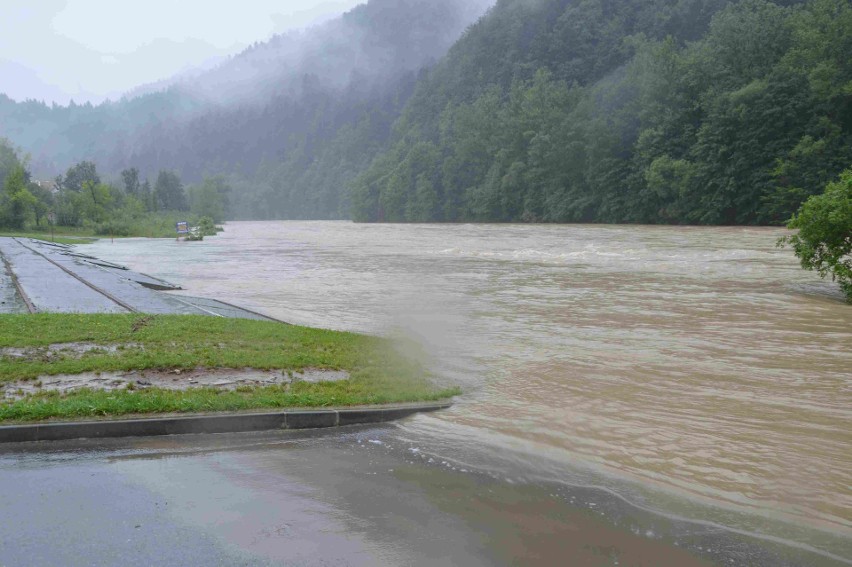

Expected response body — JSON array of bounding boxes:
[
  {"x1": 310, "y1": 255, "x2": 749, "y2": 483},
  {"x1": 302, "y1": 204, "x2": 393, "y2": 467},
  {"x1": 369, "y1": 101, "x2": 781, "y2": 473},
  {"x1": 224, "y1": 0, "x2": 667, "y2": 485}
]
[{"x1": 1, "y1": 425, "x2": 846, "y2": 567}]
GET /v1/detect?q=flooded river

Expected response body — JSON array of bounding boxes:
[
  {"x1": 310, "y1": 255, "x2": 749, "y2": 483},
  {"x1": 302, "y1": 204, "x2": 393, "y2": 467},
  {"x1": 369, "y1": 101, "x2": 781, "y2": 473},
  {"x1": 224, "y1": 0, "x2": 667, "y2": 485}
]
[{"x1": 84, "y1": 221, "x2": 852, "y2": 560}]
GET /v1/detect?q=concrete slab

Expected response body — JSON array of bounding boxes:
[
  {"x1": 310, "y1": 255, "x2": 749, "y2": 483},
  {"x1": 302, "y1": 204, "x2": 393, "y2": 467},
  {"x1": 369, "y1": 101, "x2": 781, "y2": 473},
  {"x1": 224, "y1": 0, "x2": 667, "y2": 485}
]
[
  {"x1": 0, "y1": 237, "x2": 287, "y2": 321},
  {"x1": 176, "y1": 295, "x2": 279, "y2": 321},
  {"x1": 33, "y1": 248, "x2": 202, "y2": 315},
  {"x1": 0, "y1": 255, "x2": 27, "y2": 314},
  {"x1": 0, "y1": 238, "x2": 126, "y2": 313}
]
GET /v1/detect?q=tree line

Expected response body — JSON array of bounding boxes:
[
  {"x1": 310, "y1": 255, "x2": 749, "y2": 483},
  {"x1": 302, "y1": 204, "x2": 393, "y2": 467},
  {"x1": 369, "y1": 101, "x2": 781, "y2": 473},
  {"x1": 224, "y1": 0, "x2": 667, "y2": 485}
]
[
  {"x1": 351, "y1": 0, "x2": 851, "y2": 225},
  {"x1": 0, "y1": 139, "x2": 230, "y2": 235}
]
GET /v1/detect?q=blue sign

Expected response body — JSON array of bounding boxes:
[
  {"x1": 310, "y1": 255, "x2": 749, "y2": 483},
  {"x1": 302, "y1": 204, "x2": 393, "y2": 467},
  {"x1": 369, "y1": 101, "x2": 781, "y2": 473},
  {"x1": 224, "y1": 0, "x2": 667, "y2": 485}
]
[{"x1": 176, "y1": 221, "x2": 189, "y2": 234}]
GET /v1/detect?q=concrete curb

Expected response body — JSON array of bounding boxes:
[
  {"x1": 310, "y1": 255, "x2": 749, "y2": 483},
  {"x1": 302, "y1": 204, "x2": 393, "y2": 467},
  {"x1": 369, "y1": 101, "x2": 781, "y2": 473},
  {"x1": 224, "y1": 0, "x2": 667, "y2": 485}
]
[{"x1": 0, "y1": 402, "x2": 451, "y2": 444}]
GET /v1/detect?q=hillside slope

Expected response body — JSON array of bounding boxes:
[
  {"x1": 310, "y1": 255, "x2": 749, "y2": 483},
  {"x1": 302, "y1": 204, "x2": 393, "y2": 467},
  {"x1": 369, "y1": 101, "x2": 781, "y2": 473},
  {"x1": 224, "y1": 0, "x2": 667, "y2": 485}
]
[
  {"x1": 0, "y1": 0, "x2": 492, "y2": 219},
  {"x1": 351, "y1": 0, "x2": 851, "y2": 225}
]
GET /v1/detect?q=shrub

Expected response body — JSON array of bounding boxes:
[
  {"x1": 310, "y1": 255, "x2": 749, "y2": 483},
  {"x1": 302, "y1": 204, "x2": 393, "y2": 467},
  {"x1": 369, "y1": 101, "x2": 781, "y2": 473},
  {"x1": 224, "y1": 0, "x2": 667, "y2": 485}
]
[
  {"x1": 780, "y1": 168, "x2": 852, "y2": 302},
  {"x1": 93, "y1": 221, "x2": 133, "y2": 237}
]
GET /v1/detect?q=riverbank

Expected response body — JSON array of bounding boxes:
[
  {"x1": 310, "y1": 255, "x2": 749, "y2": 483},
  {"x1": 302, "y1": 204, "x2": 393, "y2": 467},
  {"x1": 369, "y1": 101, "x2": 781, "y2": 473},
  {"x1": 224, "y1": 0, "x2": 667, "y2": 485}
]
[
  {"x1": 0, "y1": 212, "x2": 221, "y2": 242},
  {"x1": 0, "y1": 236, "x2": 458, "y2": 424},
  {"x1": 0, "y1": 314, "x2": 457, "y2": 424},
  {"x1": 0, "y1": 230, "x2": 96, "y2": 245}
]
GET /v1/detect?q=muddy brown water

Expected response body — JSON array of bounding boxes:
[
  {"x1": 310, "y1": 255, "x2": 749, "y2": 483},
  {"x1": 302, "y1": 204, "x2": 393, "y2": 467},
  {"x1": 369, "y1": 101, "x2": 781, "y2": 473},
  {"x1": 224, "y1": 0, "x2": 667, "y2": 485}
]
[{"x1": 84, "y1": 221, "x2": 852, "y2": 560}]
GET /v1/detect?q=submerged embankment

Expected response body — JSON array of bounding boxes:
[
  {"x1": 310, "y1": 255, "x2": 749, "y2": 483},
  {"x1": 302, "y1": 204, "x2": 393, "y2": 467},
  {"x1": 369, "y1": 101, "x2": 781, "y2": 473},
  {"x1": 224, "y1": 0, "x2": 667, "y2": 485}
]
[
  {"x1": 0, "y1": 236, "x2": 272, "y2": 319},
  {"x1": 83, "y1": 221, "x2": 852, "y2": 560},
  {"x1": 0, "y1": 237, "x2": 457, "y2": 424}
]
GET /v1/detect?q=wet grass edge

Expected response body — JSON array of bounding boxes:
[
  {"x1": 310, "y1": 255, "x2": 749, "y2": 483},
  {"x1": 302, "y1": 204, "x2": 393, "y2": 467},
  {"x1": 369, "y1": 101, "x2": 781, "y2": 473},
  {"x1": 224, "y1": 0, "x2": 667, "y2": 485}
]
[{"x1": 0, "y1": 313, "x2": 460, "y2": 423}]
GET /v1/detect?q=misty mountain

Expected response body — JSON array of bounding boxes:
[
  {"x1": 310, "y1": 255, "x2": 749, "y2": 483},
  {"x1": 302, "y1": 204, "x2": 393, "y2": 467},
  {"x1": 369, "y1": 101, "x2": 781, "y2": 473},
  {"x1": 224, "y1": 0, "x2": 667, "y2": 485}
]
[
  {"x1": 167, "y1": 0, "x2": 492, "y2": 106},
  {"x1": 0, "y1": 0, "x2": 493, "y2": 217},
  {"x1": 3, "y1": 0, "x2": 848, "y2": 225},
  {"x1": 121, "y1": 55, "x2": 230, "y2": 101}
]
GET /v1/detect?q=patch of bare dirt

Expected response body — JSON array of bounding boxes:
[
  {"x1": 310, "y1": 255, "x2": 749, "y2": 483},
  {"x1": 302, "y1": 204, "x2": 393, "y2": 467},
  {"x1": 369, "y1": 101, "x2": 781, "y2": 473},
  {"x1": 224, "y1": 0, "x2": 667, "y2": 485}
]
[
  {"x1": 0, "y1": 343, "x2": 142, "y2": 362},
  {"x1": 0, "y1": 367, "x2": 350, "y2": 401},
  {"x1": 131, "y1": 316, "x2": 154, "y2": 332}
]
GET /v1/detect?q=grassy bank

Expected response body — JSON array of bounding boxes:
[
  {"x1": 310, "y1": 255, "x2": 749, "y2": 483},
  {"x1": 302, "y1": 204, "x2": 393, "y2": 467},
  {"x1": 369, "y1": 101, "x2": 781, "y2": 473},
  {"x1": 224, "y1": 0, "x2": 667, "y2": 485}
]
[
  {"x1": 0, "y1": 229, "x2": 96, "y2": 245},
  {"x1": 0, "y1": 314, "x2": 458, "y2": 423},
  {"x1": 2, "y1": 212, "x2": 221, "y2": 242}
]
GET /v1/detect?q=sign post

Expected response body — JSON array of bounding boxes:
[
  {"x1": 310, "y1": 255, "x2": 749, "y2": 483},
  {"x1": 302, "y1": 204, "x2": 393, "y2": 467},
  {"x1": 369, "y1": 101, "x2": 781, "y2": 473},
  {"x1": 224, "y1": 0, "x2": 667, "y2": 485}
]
[
  {"x1": 176, "y1": 221, "x2": 189, "y2": 241},
  {"x1": 47, "y1": 211, "x2": 56, "y2": 243}
]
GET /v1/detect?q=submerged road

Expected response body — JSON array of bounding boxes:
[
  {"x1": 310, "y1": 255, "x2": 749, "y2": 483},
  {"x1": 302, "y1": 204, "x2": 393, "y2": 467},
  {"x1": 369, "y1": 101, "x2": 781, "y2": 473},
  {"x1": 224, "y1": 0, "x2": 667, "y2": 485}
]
[
  {"x1": 0, "y1": 237, "x2": 275, "y2": 319},
  {"x1": 3, "y1": 426, "x2": 843, "y2": 567}
]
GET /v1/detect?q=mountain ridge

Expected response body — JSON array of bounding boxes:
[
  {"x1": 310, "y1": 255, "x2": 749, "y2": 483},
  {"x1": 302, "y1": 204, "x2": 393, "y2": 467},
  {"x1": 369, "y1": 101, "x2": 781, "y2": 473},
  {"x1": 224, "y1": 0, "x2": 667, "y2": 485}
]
[{"x1": 1, "y1": 0, "x2": 849, "y2": 225}]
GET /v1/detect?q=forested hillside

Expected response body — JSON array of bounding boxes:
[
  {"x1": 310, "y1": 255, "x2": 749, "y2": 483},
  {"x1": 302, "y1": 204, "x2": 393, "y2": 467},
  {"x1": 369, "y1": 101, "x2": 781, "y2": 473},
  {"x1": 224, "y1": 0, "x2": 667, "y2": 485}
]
[
  {"x1": 352, "y1": 0, "x2": 852, "y2": 224},
  {"x1": 0, "y1": 0, "x2": 491, "y2": 219},
  {"x1": 2, "y1": 0, "x2": 849, "y2": 225}
]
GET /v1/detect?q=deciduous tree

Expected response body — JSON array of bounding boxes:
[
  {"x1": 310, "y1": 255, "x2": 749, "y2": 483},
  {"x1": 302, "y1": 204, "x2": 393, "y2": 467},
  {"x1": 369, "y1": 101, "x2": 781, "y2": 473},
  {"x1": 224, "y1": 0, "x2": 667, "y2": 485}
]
[
  {"x1": 1, "y1": 165, "x2": 36, "y2": 229},
  {"x1": 154, "y1": 171, "x2": 188, "y2": 211},
  {"x1": 781, "y1": 168, "x2": 852, "y2": 302}
]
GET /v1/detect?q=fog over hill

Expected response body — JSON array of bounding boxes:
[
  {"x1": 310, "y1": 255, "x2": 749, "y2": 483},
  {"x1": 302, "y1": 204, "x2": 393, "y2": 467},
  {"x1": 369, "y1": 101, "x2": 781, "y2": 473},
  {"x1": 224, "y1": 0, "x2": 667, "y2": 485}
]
[
  {"x1": 0, "y1": 0, "x2": 494, "y2": 206},
  {"x1": 163, "y1": 0, "x2": 493, "y2": 106},
  {"x1": 2, "y1": 0, "x2": 848, "y2": 225}
]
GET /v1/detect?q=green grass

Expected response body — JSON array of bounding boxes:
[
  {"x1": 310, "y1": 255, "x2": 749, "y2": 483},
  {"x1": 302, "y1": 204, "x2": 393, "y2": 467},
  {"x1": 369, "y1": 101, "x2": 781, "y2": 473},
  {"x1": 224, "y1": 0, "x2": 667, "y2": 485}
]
[
  {"x1": 0, "y1": 230, "x2": 96, "y2": 245},
  {"x1": 90, "y1": 212, "x2": 206, "y2": 238},
  {"x1": 2, "y1": 211, "x2": 215, "y2": 242},
  {"x1": 0, "y1": 314, "x2": 459, "y2": 423}
]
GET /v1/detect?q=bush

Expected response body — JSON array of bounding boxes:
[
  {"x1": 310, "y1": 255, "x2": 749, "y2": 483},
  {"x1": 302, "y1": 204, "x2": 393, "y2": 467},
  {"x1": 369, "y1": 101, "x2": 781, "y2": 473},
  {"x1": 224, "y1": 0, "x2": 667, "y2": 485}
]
[
  {"x1": 197, "y1": 216, "x2": 218, "y2": 236},
  {"x1": 781, "y1": 168, "x2": 852, "y2": 302},
  {"x1": 93, "y1": 221, "x2": 133, "y2": 237}
]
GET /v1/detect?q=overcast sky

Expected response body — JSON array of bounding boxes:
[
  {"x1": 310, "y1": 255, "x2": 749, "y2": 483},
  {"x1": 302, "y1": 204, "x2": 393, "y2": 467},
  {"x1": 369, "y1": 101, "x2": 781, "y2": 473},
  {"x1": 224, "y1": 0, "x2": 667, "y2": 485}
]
[{"x1": 0, "y1": 0, "x2": 365, "y2": 105}]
